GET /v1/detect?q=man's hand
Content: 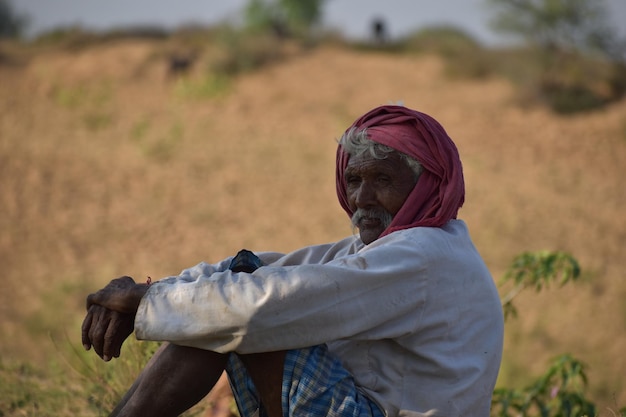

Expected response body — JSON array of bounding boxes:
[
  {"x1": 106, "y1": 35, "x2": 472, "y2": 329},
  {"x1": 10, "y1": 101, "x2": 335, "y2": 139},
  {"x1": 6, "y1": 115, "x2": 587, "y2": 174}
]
[
  {"x1": 82, "y1": 276, "x2": 150, "y2": 361},
  {"x1": 82, "y1": 305, "x2": 134, "y2": 361},
  {"x1": 86, "y1": 276, "x2": 149, "y2": 314}
]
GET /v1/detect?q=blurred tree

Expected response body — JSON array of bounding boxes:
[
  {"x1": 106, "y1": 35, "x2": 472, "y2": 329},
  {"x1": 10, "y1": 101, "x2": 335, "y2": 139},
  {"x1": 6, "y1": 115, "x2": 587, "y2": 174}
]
[
  {"x1": 0, "y1": 0, "x2": 27, "y2": 38},
  {"x1": 487, "y1": 0, "x2": 626, "y2": 113},
  {"x1": 244, "y1": 0, "x2": 276, "y2": 33},
  {"x1": 244, "y1": 0, "x2": 325, "y2": 38},
  {"x1": 487, "y1": 0, "x2": 623, "y2": 59},
  {"x1": 278, "y1": 0, "x2": 324, "y2": 31}
]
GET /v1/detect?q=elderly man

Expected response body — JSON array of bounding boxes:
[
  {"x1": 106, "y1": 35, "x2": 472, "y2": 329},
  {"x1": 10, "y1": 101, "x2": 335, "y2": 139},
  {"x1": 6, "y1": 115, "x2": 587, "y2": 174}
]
[{"x1": 82, "y1": 105, "x2": 504, "y2": 417}]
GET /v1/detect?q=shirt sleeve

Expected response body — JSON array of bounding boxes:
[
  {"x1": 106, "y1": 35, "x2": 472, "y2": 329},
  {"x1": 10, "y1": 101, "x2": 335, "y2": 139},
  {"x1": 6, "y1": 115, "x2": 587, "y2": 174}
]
[
  {"x1": 173, "y1": 259, "x2": 234, "y2": 282},
  {"x1": 134, "y1": 233, "x2": 429, "y2": 353}
]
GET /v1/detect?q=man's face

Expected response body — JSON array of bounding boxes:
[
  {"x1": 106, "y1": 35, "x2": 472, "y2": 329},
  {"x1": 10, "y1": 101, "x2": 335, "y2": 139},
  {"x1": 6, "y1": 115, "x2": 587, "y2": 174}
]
[{"x1": 345, "y1": 152, "x2": 417, "y2": 244}]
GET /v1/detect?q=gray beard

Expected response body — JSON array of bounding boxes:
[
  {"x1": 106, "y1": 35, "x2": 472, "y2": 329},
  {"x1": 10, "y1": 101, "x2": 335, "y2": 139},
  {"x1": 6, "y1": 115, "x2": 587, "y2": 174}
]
[{"x1": 351, "y1": 208, "x2": 393, "y2": 231}]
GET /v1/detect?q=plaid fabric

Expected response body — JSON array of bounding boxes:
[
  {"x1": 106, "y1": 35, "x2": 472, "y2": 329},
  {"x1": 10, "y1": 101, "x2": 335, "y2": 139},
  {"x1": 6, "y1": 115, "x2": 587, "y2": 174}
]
[{"x1": 226, "y1": 345, "x2": 384, "y2": 417}]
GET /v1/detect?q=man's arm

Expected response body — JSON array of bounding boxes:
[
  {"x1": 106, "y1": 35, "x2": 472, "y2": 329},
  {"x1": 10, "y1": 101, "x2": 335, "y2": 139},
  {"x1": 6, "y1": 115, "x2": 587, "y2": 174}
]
[
  {"x1": 81, "y1": 251, "x2": 282, "y2": 417},
  {"x1": 80, "y1": 275, "x2": 231, "y2": 417},
  {"x1": 82, "y1": 250, "x2": 263, "y2": 359}
]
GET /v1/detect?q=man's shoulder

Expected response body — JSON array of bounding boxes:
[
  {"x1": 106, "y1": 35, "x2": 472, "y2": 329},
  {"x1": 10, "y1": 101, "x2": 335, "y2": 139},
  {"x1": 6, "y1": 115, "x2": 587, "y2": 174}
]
[
  {"x1": 363, "y1": 220, "x2": 476, "y2": 261},
  {"x1": 385, "y1": 220, "x2": 469, "y2": 242}
]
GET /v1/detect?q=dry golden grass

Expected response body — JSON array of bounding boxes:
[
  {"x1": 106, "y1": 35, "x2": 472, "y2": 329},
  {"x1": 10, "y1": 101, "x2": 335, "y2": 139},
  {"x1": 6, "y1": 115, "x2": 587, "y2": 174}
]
[{"x1": 1, "y1": 37, "x2": 625, "y2": 411}]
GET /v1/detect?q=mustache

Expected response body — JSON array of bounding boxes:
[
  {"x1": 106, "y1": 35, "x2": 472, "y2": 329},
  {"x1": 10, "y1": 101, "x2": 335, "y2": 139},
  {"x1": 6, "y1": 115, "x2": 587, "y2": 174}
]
[{"x1": 351, "y1": 208, "x2": 394, "y2": 229}]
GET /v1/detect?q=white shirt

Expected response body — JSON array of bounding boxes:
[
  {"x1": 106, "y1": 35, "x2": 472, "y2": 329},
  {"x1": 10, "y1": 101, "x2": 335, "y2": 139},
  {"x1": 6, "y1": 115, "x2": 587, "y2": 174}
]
[{"x1": 135, "y1": 220, "x2": 504, "y2": 417}]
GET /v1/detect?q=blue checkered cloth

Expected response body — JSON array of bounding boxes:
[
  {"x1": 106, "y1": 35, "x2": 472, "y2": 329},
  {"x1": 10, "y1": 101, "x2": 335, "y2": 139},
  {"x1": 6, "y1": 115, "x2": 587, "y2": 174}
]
[{"x1": 226, "y1": 344, "x2": 384, "y2": 417}]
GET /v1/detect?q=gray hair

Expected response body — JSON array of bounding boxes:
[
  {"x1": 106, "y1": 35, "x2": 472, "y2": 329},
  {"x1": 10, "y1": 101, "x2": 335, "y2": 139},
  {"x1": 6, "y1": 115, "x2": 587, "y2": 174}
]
[{"x1": 339, "y1": 127, "x2": 423, "y2": 180}]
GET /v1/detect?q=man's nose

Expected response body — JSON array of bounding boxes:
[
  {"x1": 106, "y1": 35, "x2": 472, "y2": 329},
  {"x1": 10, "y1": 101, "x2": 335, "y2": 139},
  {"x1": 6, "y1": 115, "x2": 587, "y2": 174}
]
[{"x1": 354, "y1": 182, "x2": 376, "y2": 207}]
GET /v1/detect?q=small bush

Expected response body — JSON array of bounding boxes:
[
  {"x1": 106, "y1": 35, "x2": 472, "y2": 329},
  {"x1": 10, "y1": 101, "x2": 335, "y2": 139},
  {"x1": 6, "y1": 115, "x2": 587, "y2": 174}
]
[
  {"x1": 402, "y1": 25, "x2": 482, "y2": 57},
  {"x1": 492, "y1": 354, "x2": 597, "y2": 417},
  {"x1": 208, "y1": 25, "x2": 287, "y2": 76},
  {"x1": 400, "y1": 25, "x2": 495, "y2": 79}
]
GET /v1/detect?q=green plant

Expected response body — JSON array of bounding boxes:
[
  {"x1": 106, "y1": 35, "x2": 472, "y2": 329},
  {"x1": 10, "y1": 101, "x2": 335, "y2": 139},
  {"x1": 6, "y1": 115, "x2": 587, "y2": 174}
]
[
  {"x1": 499, "y1": 250, "x2": 581, "y2": 319},
  {"x1": 492, "y1": 354, "x2": 597, "y2": 417},
  {"x1": 491, "y1": 250, "x2": 626, "y2": 416}
]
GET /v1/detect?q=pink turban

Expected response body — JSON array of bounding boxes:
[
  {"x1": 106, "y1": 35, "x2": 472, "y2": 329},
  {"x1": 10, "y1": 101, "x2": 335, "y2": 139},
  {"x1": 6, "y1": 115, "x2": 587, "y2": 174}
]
[{"x1": 336, "y1": 105, "x2": 465, "y2": 237}]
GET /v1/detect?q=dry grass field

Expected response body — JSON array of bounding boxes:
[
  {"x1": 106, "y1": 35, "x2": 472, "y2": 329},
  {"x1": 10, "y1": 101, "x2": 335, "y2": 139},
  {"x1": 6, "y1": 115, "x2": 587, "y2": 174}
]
[{"x1": 1, "y1": 36, "x2": 625, "y2": 413}]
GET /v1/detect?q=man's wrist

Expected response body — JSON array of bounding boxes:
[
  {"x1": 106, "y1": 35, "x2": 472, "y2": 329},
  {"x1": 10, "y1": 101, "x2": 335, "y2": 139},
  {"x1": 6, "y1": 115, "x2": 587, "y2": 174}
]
[{"x1": 132, "y1": 283, "x2": 150, "y2": 312}]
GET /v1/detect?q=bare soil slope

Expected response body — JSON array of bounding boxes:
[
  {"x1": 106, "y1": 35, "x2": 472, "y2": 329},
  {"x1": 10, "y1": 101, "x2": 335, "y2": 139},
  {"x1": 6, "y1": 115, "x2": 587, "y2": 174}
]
[{"x1": 1, "y1": 39, "x2": 625, "y2": 407}]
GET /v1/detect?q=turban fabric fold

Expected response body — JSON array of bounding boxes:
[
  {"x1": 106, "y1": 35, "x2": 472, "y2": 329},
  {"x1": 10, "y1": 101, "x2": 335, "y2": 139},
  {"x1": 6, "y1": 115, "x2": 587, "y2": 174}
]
[{"x1": 336, "y1": 105, "x2": 465, "y2": 237}]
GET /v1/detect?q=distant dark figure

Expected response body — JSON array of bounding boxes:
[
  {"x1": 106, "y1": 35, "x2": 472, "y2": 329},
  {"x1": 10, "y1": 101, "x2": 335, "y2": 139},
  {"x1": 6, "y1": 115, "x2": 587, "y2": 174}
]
[
  {"x1": 371, "y1": 18, "x2": 387, "y2": 44},
  {"x1": 166, "y1": 50, "x2": 197, "y2": 79}
]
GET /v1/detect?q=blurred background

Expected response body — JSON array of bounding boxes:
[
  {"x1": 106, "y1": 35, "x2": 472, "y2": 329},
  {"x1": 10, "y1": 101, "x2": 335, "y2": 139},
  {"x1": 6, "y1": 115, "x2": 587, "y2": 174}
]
[
  {"x1": 1, "y1": 0, "x2": 625, "y2": 416},
  {"x1": 10, "y1": 0, "x2": 626, "y2": 45}
]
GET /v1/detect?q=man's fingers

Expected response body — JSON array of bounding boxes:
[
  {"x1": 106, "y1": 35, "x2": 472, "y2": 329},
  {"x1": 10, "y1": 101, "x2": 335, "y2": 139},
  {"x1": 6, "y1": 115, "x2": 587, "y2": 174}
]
[
  {"x1": 103, "y1": 315, "x2": 117, "y2": 360},
  {"x1": 103, "y1": 312, "x2": 132, "y2": 361},
  {"x1": 113, "y1": 315, "x2": 135, "y2": 358},
  {"x1": 89, "y1": 306, "x2": 111, "y2": 360},
  {"x1": 86, "y1": 293, "x2": 96, "y2": 310},
  {"x1": 82, "y1": 304, "x2": 136, "y2": 361},
  {"x1": 81, "y1": 308, "x2": 94, "y2": 350}
]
